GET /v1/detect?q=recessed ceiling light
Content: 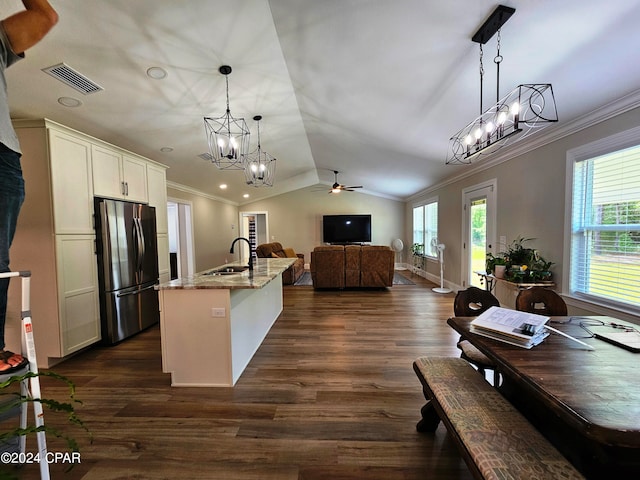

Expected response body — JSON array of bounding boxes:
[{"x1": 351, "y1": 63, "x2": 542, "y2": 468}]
[
  {"x1": 146, "y1": 67, "x2": 167, "y2": 80},
  {"x1": 160, "y1": 147, "x2": 173, "y2": 153},
  {"x1": 243, "y1": 193, "x2": 250, "y2": 198},
  {"x1": 57, "y1": 96, "x2": 82, "y2": 107},
  {"x1": 219, "y1": 184, "x2": 227, "y2": 189}
]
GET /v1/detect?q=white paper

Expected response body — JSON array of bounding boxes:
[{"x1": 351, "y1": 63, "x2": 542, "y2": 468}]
[{"x1": 470, "y1": 306, "x2": 550, "y2": 341}]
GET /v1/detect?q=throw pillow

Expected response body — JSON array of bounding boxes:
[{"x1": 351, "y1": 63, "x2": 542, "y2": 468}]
[
  {"x1": 283, "y1": 247, "x2": 297, "y2": 258},
  {"x1": 271, "y1": 252, "x2": 280, "y2": 258}
]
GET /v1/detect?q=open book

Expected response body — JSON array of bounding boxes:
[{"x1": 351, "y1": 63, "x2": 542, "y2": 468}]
[{"x1": 470, "y1": 306, "x2": 550, "y2": 349}]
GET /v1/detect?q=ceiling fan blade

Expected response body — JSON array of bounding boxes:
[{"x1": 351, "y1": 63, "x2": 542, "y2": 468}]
[{"x1": 327, "y1": 171, "x2": 363, "y2": 192}]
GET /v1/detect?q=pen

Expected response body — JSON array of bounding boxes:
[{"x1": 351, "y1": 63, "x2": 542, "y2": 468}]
[{"x1": 545, "y1": 325, "x2": 595, "y2": 350}]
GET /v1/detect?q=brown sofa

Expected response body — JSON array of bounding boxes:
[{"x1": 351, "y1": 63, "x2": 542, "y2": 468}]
[
  {"x1": 310, "y1": 245, "x2": 394, "y2": 288},
  {"x1": 255, "y1": 242, "x2": 305, "y2": 285}
]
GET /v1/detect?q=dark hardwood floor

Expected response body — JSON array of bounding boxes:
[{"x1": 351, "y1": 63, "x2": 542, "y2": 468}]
[{"x1": 12, "y1": 272, "x2": 473, "y2": 479}]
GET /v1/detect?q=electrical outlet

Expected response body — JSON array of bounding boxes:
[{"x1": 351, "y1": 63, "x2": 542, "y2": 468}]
[{"x1": 211, "y1": 307, "x2": 225, "y2": 317}]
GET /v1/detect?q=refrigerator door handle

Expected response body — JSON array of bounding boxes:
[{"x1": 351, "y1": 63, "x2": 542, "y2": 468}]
[
  {"x1": 116, "y1": 283, "x2": 156, "y2": 298},
  {"x1": 98, "y1": 201, "x2": 116, "y2": 290},
  {"x1": 133, "y1": 216, "x2": 145, "y2": 275},
  {"x1": 138, "y1": 217, "x2": 146, "y2": 269}
]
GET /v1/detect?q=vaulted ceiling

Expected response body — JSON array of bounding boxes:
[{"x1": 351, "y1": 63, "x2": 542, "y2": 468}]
[{"x1": 4, "y1": 0, "x2": 640, "y2": 204}]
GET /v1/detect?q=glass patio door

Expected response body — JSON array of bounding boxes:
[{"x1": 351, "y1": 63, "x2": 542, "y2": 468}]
[{"x1": 462, "y1": 181, "x2": 496, "y2": 288}]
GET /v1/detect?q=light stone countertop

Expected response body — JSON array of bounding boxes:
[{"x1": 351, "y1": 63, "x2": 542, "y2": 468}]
[{"x1": 156, "y1": 258, "x2": 296, "y2": 290}]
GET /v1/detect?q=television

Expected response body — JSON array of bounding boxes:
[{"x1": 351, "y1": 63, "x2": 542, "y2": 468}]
[{"x1": 322, "y1": 214, "x2": 372, "y2": 244}]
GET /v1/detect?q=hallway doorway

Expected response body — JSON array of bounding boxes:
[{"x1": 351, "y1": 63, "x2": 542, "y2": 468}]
[
  {"x1": 239, "y1": 211, "x2": 269, "y2": 262},
  {"x1": 167, "y1": 199, "x2": 195, "y2": 279}
]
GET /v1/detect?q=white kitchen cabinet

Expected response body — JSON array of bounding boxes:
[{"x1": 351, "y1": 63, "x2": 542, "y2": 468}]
[
  {"x1": 10, "y1": 120, "x2": 100, "y2": 366},
  {"x1": 48, "y1": 129, "x2": 94, "y2": 234},
  {"x1": 55, "y1": 235, "x2": 100, "y2": 354},
  {"x1": 157, "y1": 233, "x2": 171, "y2": 283},
  {"x1": 92, "y1": 145, "x2": 148, "y2": 203},
  {"x1": 10, "y1": 119, "x2": 168, "y2": 367},
  {"x1": 147, "y1": 163, "x2": 168, "y2": 234},
  {"x1": 122, "y1": 154, "x2": 148, "y2": 202},
  {"x1": 147, "y1": 163, "x2": 170, "y2": 282}
]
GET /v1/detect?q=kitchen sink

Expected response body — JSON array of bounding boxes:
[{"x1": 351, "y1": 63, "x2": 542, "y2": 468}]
[{"x1": 203, "y1": 265, "x2": 249, "y2": 276}]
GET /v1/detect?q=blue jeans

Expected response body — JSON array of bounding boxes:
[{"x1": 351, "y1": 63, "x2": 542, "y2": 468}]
[{"x1": 0, "y1": 143, "x2": 24, "y2": 351}]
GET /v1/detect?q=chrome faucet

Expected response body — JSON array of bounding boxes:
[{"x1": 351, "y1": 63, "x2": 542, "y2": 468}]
[{"x1": 229, "y1": 237, "x2": 254, "y2": 271}]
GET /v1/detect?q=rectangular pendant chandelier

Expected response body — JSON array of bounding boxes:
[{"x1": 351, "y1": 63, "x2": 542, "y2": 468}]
[
  {"x1": 446, "y1": 83, "x2": 558, "y2": 165},
  {"x1": 446, "y1": 5, "x2": 558, "y2": 165}
]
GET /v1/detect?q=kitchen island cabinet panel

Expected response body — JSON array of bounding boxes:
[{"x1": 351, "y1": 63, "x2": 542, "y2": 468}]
[{"x1": 157, "y1": 258, "x2": 293, "y2": 386}]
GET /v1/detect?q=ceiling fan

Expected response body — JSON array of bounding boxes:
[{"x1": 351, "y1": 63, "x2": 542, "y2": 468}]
[{"x1": 329, "y1": 170, "x2": 363, "y2": 193}]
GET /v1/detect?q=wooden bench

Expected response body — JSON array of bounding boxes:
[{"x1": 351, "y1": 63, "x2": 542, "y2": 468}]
[{"x1": 413, "y1": 356, "x2": 585, "y2": 480}]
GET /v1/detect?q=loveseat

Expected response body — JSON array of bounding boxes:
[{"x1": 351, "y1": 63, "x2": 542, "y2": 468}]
[
  {"x1": 310, "y1": 245, "x2": 394, "y2": 289},
  {"x1": 255, "y1": 242, "x2": 305, "y2": 285}
]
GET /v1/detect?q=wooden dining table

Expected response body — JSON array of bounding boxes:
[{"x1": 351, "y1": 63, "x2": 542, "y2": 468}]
[{"x1": 448, "y1": 316, "x2": 640, "y2": 479}]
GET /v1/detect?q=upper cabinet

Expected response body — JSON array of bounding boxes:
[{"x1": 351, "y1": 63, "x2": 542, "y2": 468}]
[
  {"x1": 48, "y1": 129, "x2": 94, "y2": 234},
  {"x1": 92, "y1": 145, "x2": 148, "y2": 203},
  {"x1": 147, "y1": 163, "x2": 170, "y2": 283},
  {"x1": 147, "y1": 163, "x2": 168, "y2": 234}
]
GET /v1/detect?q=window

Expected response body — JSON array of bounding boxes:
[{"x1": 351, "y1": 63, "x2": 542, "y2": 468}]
[
  {"x1": 568, "y1": 131, "x2": 640, "y2": 313},
  {"x1": 413, "y1": 199, "x2": 438, "y2": 258}
]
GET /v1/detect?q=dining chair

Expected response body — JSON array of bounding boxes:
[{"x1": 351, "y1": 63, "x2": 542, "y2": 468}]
[
  {"x1": 515, "y1": 287, "x2": 567, "y2": 316},
  {"x1": 453, "y1": 286, "x2": 501, "y2": 384}
]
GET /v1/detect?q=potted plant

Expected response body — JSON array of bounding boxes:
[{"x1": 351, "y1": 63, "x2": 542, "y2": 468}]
[
  {"x1": 485, "y1": 252, "x2": 507, "y2": 277},
  {"x1": 485, "y1": 237, "x2": 554, "y2": 282},
  {"x1": 411, "y1": 243, "x2": 424, "y2": 256}
]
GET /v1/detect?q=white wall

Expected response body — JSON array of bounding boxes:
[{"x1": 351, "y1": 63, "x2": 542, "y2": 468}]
[
  {"x1": 241, "y1": 186, "x2": 405, "y2": 264},
  {"x1": 166, "y1": 187, "x2": 240, "y2": 272}
]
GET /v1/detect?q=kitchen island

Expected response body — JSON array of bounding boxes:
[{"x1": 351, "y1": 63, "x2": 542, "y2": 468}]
[{"x1": 156, "y1": 258, "x2": 295, "y2": 386}]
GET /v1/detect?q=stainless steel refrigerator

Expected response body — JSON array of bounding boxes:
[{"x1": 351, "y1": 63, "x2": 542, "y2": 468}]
[{"x1": 95, "y1": 198, "x2": 160, "y2": 344}]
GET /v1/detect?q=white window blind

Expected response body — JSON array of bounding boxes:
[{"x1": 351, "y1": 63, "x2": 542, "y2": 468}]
[
  {"x1": 570, "y1": 144, "x2": 640, "y2": 310},
  {"x1": 413, "y1": 200, "x2": 438, "y2": 258},
  {"x1": 413, "y1": 205, "x2": 424, "y2": 252}
]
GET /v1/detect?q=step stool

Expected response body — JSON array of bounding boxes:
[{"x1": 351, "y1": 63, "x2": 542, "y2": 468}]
[{"x1": 0, "y1": 271, "x2": 49, "y2": 479}]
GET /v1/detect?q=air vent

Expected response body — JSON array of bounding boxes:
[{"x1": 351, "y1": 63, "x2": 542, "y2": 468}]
[
  {"x1": 198, "y1": 152, "x2": 213, "y2": 161},
  {"x1": 42, "y1": 63, "x2": 103, "y2": 95}
]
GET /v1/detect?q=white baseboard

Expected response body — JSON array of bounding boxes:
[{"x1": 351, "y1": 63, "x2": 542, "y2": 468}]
[{"x1": 402, "y1": 263, "x2": 461, "y2": 293}]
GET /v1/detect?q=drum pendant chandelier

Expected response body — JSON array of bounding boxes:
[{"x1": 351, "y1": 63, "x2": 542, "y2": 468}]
[
  {"x1": 446, "y1": 5, "x2": 558, "y2": 165},
  {"x1": 204, "y1": 65, "x2": 250, "y2": 170}
]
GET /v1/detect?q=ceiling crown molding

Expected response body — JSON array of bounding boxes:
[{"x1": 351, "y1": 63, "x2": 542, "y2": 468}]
[{"x1": 166, "y1": 181, "x2": 239, "y2": 206}]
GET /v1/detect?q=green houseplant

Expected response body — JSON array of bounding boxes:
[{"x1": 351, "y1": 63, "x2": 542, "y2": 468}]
[
  {"x1": 486, "y1": 237, "x2": 554, "y2": 282},
  {"x1": 485, "y1": 252, "x2": 507, "y2": 274},
  {"x1": 0, "y1": 370, "x2": 91, "y2": 477},
  {"x1": 410, "y1": 243, "x2": 424, "y2": 256}
]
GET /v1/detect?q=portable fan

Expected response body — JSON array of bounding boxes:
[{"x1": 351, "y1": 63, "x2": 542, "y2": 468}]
[
  {"x1": 391, "y1": 239, "x2": 405, "y2": 270},
  {"x1": 431, "y1": 238, "x2": 452, "y2": 294}
]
